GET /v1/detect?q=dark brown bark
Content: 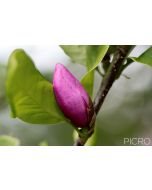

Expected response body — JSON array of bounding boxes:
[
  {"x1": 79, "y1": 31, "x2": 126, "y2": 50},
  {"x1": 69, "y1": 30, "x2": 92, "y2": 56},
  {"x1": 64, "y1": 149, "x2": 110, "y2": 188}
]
[
  {"x1": 93, "y1": 45, "x2": 134, "y2": 114},
  {"x1": 74, "y1": 45, "x2": 135, "y2": 146}
]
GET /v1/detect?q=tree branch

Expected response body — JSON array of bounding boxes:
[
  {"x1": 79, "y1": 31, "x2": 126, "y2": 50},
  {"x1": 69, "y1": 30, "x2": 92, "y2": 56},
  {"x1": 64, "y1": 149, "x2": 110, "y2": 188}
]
[
  {"x1": 73, "y1": 126, "x2": 94, "y2": 146},
  {"x1": 74, "y1": 45, "x2": 135, "y2": 146},
  {"x1": 93, "y1": 45, "x2": 134, "y2": 114},
  {"x1": 74, "y1": 137, "x2": 87, "y2": 146}
]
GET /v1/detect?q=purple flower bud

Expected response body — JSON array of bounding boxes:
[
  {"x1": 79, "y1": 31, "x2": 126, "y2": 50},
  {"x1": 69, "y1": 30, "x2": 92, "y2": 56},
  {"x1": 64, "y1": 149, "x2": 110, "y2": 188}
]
[{"x1": 53, "y1": 64, "x2": 94, "y2": 128}]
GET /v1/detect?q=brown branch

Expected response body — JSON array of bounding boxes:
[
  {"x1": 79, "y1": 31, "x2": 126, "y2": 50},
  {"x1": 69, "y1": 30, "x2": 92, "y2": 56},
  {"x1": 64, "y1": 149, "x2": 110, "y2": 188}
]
[
  {"x1": 74, "y1": 45, "x2": 134, "y2": 146},
  {"x1": 73, "y1": 126, "x2": 95, "y2": 146},
  {"x1": 74, "y1": 137, "x2": 87, "y2": 146},
  {"x1": 93, "y1": 45, "x2": 134, "y2": 114}
]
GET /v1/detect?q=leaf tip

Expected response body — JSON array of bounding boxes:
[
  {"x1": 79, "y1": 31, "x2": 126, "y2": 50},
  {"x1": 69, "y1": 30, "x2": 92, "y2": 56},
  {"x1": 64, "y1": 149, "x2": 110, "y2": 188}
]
[
  {"x1": 8, "y1": 49, "x2": 27, "y2": 65},
  {"x1": 11, "y1": 48, "x2": 26, "y2": 56}
]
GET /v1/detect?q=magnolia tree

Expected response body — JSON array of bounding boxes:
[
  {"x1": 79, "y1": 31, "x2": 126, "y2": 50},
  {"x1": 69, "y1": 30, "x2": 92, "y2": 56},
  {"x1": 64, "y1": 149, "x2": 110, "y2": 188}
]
[{"x1": 6, "y1": 45, "x2": 152, "y2": 145}]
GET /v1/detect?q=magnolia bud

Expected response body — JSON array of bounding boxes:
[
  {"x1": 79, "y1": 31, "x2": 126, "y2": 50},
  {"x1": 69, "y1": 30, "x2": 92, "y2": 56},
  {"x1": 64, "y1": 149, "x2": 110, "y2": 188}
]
[{"x1": 53, "y1": 64, "x2": 94, "y2": 128}]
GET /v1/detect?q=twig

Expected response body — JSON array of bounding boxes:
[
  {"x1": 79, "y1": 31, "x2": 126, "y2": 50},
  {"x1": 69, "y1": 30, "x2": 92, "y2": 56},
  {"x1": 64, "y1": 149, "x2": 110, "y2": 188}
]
[
  {"x1": 93, "y1": 45, "x2": 134, "y2": 114},
  {"x1": 74, "y1": 137, "x2": 87, "y2": 146},
  {"x1": 74, "y1": 45, "x2": 134, "y2": 146},
  {"x1": 74, "y1": 126, "x2": 95, "y2": 146}
]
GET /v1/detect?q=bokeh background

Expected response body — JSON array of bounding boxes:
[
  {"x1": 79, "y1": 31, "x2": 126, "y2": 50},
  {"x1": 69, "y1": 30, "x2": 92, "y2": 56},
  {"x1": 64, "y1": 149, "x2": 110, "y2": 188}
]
[{"x1": 0, "y1": 45, "x2": 152, "y2": 145}]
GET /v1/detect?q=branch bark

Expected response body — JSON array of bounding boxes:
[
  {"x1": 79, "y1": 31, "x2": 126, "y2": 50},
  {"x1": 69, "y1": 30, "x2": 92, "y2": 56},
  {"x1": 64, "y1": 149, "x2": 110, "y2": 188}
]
[
  {"x1": 74, "y1": 45, "x2": 134, "y2": 146},
  {"x1": 93, "y1": 45, "x2": 134, "y2": 114},
  {"x1": 74, "y1": 137, "x2": 87, "y2": 146}
]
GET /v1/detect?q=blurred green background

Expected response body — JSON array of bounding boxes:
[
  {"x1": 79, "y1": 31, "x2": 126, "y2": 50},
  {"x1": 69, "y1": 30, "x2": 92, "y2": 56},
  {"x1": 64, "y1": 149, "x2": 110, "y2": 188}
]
[{"x1": 0, "y1": 45, "x2": 152, "y2": 145}]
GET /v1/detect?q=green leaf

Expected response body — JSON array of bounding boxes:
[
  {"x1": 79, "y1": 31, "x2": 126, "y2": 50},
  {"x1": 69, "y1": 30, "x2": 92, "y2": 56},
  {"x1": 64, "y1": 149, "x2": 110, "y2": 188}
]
[
  {"x1": 60, "y1": 45, "x2": 109, "y2": 97},
  {"x1": 60, "y1": 45, "x2": 109, "y2": 69},
  {"x1": 6, "y1": 49, "x2": 66, "y2": 124},
  {"x1": 85, "y1": 45, "x2": 109, "y2": 70},
  {"x1": 60, "y1": 45, "x2": 88, "y2": 66},
  {"x1": 131, "y1": 47, "x2": 152, "y2": 67},
  {"x1": 0, "y1": 135, "x2": 20, "y2": 146},
  {"x1": 39, "y1": 140, "x2": 48, "y2": 146},
  {"x1": 81, "y1": 70, "x2": 94, "y2": 96},
  {"x1": 81, "y1": 46, "x2": 109, "y2": 97}
]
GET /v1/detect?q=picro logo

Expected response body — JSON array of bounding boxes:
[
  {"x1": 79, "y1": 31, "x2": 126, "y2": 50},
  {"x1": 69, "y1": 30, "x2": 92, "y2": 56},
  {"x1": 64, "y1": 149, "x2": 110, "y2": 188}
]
[{"x1": 123, "y1": 138, "x2": 151, "y2": 145}]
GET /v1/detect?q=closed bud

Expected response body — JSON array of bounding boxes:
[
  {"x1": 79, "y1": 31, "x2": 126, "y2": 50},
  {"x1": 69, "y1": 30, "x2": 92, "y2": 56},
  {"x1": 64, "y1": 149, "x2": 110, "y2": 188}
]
[{"x1": 53, "y1": 64, "x2": 95, "y2": 128}]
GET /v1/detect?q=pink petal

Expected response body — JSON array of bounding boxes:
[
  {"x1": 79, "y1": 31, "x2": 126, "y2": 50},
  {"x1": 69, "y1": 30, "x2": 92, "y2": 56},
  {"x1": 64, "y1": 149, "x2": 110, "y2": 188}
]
[{"x1": 53, "y1": 64, "x2": 92, "y2": 127}]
